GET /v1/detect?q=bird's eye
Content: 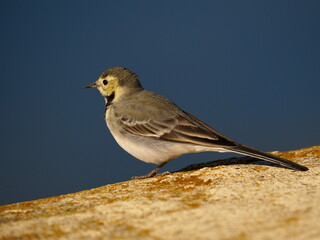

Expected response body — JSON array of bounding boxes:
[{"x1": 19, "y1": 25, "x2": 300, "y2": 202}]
[{"x1": 103, "y1": 80, "x2": 108, "y2": 85}]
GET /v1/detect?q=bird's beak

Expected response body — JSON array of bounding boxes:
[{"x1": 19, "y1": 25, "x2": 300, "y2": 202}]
[{"x1": 84, "y1": 82, "x2": 98, "y2": 88}]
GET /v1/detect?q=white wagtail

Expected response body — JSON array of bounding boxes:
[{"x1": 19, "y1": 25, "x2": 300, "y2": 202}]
[{"x1": 85, "y1": 67, "x2": 308, "y2": 179}]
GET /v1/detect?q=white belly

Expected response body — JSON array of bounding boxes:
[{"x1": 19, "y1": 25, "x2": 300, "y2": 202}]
[{"x1": 107, "y1": 123, "x2": 195, "y2": 164}]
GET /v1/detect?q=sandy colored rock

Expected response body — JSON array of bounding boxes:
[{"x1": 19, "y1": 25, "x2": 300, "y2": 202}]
[{"x1": 0, "y1": 145, "x2": 319, "y2": 240}]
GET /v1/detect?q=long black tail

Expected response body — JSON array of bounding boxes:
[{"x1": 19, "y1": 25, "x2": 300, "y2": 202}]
[{"x1": 229, "y1": 144, "x2": 308, "y2": 171}]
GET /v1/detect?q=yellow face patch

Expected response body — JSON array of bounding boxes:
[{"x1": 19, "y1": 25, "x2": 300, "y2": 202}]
[{"x1": 96, "y1": 75, "x2": 119, "y2": 98}]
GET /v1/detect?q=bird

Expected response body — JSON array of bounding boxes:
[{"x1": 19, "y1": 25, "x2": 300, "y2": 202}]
[{"x1": 85, "y1": 67, "x2": 308, "y2": 179}]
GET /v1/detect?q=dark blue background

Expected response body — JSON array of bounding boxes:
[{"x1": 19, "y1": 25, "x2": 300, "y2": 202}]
[{"x1": 1, "y1": 1, "x2": 319, "y2": 205}]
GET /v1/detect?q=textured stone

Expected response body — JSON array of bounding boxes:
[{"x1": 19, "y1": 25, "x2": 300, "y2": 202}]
[{"x1": 0, "y1": 145, "x2": 319, "y2": 240}]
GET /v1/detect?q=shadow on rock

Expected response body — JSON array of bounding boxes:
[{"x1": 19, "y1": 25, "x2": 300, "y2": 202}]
[{"x1": 175, "y1": 156, "x2": 290, "y2": 173}]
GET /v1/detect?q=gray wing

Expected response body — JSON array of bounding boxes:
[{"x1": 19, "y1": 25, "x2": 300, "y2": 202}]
[{"x1": 119, "y1": 110, "x2": 237, "y2": 147}]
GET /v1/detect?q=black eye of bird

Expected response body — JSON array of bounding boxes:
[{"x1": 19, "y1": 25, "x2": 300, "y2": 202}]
[{"x1": 103, "y1": 80, "x2": 108, "y2": 85}]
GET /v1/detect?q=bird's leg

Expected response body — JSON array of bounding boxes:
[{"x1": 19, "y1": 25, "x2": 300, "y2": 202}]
[{"x1": 132, "y1": 161, "x2": 170, "y2": 179}]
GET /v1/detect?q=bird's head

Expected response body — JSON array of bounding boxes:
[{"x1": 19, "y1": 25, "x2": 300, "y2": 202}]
[{"x1": 85, "y1": 67, "x2": 143, "y2": 103}]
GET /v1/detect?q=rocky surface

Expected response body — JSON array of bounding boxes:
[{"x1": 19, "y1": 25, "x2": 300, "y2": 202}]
[{"x1": 0, "y1": 145, "x2": 319, "y2": 240}]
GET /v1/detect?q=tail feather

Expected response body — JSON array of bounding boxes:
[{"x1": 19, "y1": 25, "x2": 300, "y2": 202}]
[{"x1": 230, "y1": 144, "x2": 308, "y2": 171}]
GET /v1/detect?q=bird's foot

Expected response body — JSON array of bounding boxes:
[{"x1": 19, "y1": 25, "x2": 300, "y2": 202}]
[
  {"x1": 131, "y1": 161, "x2": 171, "y2": 180},
  {"x1": 131, "y1": 174, "x2": 154, "y2": 180},
  {"x1": 131, "y1": 171, "x2": 171, "y2": 180}
]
